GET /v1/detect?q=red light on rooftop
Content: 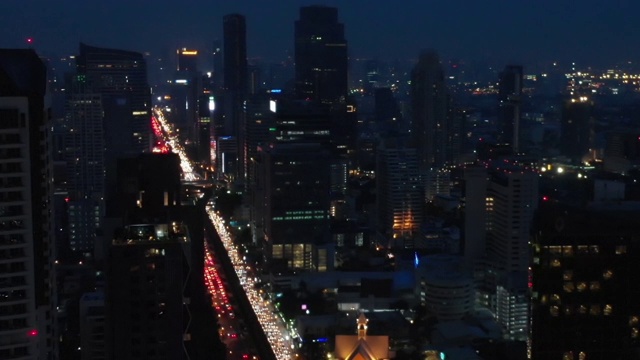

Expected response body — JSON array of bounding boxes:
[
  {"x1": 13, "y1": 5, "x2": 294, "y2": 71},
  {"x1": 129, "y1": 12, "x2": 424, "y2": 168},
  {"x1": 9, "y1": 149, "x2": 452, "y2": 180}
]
[
  {"x1": 28, "y1": 329, "x2": 38, "y2": 337},
  {"x1": 542, "y1": 196, "x2": 549, "y2": 201},
  {"x1": 64, "y1": 197, "x2": 70, "y2": 203},
  {"x1": 26, "y1": 38, "x2": 33, "y2": 44}
]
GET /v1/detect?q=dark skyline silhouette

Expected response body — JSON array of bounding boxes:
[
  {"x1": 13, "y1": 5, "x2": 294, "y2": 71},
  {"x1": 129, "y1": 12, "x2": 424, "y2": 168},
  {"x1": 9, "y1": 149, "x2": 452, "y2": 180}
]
[{"x1": 2, "y1": 0, "x2": 639, "y2": 68}]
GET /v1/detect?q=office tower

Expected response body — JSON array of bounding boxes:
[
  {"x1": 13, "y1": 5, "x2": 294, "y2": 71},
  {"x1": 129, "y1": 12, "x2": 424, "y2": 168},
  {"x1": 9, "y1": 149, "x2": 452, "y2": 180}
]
[
  {"x1": 261, "y1": 143, "x2": 331, "y2": 272},
  {"x1": 242, "y1": 95, "x2": 275, "y2": 195},
  {"x1": 76, "y1": 43, "x2": 150, "y2": 220},
  {"x1": 364, "y1": 59, "x2": 379, "y2": 94},
  {"x1": 64, "y1": 76, "x2": 105, "y2": 254},
  {"x1": 270, "y1": 100, "x2": 332, "y2": 147},
  {"x1": 531, "y1": 180, "x2": 640, "y2": 359},
  {"x1": 211, "y1": 40, "x2": 223, "y2": 90},
  {"x1": 561, "y1": 97, "x2": 595, "y2": 164},
  {"x1": 603, "y1": 129, "x2": 640, "y2": 174},
  {"x1": 171, "y1": 49, "x2": 201, "y2": 140},
  {"x1": 248, "y1": 63, "x2": 262, "y2": 95},
  {"x1": 0, "y1": 49, "x2": 56, "y2": 360},
  {"x1": 294, "y1": 5, "x2": 348, "y2": 103},
  {"x1": 376, "y1": 138, "x2": 422, "y2": 248},
  {"x1": 76, "y1": 43, "x2": 150, "y2": 159},
  {"x1": 486, "y1": 166, "x2": 538, "y2": 341},
  {"x1": 195, "y1": 91, "x2": 214, "y2": 165},
  {"x1": 177, "y1": 48, "x2": 198, "y2": 72},
  {"x1": 223, "y1": 14, "x2": 248, "y2": 183},
  {"x1": 462, "y1": 166, "x2": 488, "y2": 265},
  {"x1": 411, "y1": 50, "x2": 449, "y2": 171},
  {"x1": 497, "y1": 65, "x2": 523, "y2": 152},
  {"x1": 374, "y1": 87, "x2": 402, "y2": 134},
  {"x1": 223, "y1": 14, "x2": 248, "y2": 96},
  {"x1": 486, "y1": 167, "x2": 538, "y2": 273}
]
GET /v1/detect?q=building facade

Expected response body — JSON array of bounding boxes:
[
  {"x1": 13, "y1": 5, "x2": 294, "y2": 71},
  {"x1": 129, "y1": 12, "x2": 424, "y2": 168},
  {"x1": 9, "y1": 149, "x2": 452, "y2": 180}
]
[{"x1": 0, "y1": 49, "x2": 56, "y2": 360}]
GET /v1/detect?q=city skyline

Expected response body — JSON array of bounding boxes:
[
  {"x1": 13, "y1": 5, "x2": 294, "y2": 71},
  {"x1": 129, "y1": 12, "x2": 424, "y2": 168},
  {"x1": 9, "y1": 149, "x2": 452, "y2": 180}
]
[{"x1": 2, "y1": 0, "x2": 640, "y2": 68}]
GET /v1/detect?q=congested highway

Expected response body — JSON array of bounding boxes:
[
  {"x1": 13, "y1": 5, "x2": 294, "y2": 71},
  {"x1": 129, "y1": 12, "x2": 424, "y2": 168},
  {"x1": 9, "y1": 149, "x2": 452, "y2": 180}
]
[
  {"x1": 154, "y1": 106, "x2": 296, "y2": 359},
  {"x1": 205, "y1": 239, "x2": 261, "y2": 359},
  {"x1": 207, "y1": 210, "x2": 295, "y2": 360},
  {"x1": 152, "y1": 107, "x2": 200, "y2": 181}
]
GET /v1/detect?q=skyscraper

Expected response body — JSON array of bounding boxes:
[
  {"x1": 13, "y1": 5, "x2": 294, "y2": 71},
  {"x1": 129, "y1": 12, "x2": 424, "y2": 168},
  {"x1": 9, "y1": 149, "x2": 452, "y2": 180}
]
[
  {"x1": 376, "y1": 139, "x2": 422, "y2": 248},
  {"x1": 223, "y1": 14, "x2": 248, "y2": 96},
  {"x1": 294, "y1": 5, "x2": 348, "y2": 103},
  {"x1": 64, "y1": 76, "x2": 105, "y2": 254},
  {"x1": 76, "y1": 43, "x2": 150, "y2": 158},
  {"x1": 411, "y1": 50, "x2": 449, "y2": 171},
  {"x1": 561, "y1": 97, "x2": 595, "y2": 163},
  {"x1": 0, "y1": 49, "x2": 56, "y2": 360},
  {"x1": 261, "y1": 143, "x2": 331, "y2": 272},
  {"x1": 497, "y1": 65, "x2": 523, "y2": 152},
  {"x1": 76, "y1": 43, "x2": 150, "y2": 219}
]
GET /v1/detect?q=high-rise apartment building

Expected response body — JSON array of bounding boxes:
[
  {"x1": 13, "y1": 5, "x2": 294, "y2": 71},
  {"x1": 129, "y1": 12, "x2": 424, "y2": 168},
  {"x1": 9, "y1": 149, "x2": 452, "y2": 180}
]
[
  {"x1": 294, "y1": 5, "x2": 348, "y2": 104},
  {"x1": 376, "y1": 139, "x2": 422, "y2": 247},
  {"x1": 0, "y1": 49, "x2": 56, "y2": 360}
]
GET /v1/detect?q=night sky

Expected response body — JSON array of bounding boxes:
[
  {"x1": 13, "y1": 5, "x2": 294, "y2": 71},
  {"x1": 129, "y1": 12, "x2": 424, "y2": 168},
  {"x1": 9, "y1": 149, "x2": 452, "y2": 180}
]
[{"x1": 2, "y1": 0, "x2": 639, "y2": 68}]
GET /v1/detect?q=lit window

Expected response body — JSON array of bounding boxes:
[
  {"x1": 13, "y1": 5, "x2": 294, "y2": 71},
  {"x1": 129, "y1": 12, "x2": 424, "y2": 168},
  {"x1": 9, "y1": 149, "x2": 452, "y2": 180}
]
[
  {"x1": 564, "y1": 305, "x2": 573, "y2": 316},
  {"x1": 551, "y1": 294, "x2": 561, "y2": 303},
  {"x1": 563, "y1": 270, "x2": 573, "y2": 281},
  {"x1": 589, "y1": 281, "x2": 600, "y2": 291},
  {"x1": 576, "y1": 282, "x2": 587, "y2": 292},
  {"x1": 562, "y1": 246, "x2": 574, "y2": 257},
  {"x1": 578, "y1": 305, "x2": 587, "y2": 314},
  {"x1": 564, "y1": 282, "x2": 574, "y2": 293},
  {"x1": 590, "y1": 305, "x2": 600, "y2": 316},
  {"x1": 604, "y1": 304, "x2": 613, "y2": 316},
  {"x1": 550, "y1": 305, "x2": 560, "y2": 317},
  {"x1": 551, "y1": 259, "x2": 561, "y2": 267},
  {"x1": 629, "y1": 316, "x2": 639, "y2": 327},
  {"x1": 632, "y1": 328, "x2": 639, "y2": 339},
  {"x1": 616, "y1": 245, "x2": 627, "y2": 255},
  {"x1": 549, "y1": 246, "x2": 562, "y2": 254},
  {"x1": 578, "y1": 351, "x2": 587, "y2": 360},
  {"x1": 603, "y1": 269, "x2": 613, "y2": 280},
  {"x1": 563, "y1": 351, "x2": 574, "y2": 360}
]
